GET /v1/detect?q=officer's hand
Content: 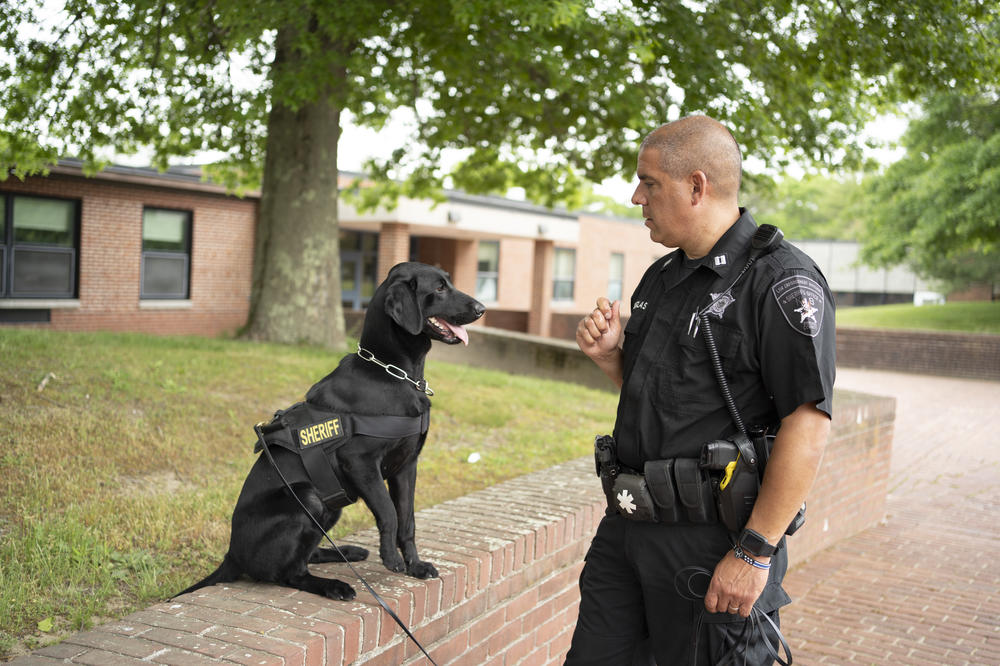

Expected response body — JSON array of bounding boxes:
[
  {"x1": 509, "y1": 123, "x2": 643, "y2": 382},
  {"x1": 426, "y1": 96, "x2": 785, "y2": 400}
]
[
  {"x1": 576, "y1": 297, "x2": 622, "y2": 361},
  {"x1": 704, "y1": 550, "x2": 769, "y2": 619}
]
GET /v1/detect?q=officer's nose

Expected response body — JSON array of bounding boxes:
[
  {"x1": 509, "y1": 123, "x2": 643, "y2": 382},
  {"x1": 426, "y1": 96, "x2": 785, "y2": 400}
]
[{"x1": 631, "y1": 185, "x2": 645, "y2": 206}]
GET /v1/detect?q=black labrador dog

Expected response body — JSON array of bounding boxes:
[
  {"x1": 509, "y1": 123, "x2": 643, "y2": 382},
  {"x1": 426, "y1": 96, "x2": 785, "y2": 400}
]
[{"x1": 178, "y1": 262, "x2": 485, "y2": 600}]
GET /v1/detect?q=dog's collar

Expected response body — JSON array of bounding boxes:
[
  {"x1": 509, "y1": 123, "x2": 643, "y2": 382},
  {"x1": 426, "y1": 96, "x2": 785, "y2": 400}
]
[{"x1": 356, "y1": 344, "x2": 434, "y2": 396}]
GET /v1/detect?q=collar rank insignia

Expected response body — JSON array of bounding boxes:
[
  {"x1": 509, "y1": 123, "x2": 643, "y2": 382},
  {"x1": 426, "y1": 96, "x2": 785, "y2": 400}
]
[{"x1": 705, "y1": 290, "x2": 736, "y2": 319}]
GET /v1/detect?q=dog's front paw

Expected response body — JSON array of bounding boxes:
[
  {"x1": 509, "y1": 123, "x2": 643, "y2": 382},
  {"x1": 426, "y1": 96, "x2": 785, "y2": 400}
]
[
  {"x1": 407, "y1": 560, "x2": 439, "y2": 579},
  {"x1": 381, "y1": 553, "x2": 407, "y2": 573},
  {"x1": 323, "y1": 580, "x2": 356, "y2": 601}
]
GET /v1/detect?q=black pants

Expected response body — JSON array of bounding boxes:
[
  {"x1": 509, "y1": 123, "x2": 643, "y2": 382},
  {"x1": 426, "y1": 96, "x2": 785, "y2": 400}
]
[{"x1": 564, "y1": 513, "x2": 789, "y2": 665}]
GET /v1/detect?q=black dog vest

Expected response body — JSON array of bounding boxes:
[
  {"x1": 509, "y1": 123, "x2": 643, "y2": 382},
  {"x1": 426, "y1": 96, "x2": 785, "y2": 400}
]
[{"x1": 255, "y1": 401, "x2": 430, "y2": 508}]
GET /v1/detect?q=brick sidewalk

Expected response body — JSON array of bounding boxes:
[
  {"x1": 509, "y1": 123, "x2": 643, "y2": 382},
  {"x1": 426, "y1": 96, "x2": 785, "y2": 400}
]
[{"x1": 782, "y1": 369, "x2": 1000, "y2": 665}]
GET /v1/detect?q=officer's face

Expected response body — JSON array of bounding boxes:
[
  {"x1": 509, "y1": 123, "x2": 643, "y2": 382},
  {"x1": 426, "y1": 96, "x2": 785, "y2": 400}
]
[{"x1": 631, "y1": 147, "x2": 693, "y2": 250}]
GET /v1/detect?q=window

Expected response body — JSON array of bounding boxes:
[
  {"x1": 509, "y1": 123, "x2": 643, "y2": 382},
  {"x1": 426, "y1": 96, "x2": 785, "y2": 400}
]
[
  {"x1": 0, "y1": 194, "x2": 79, "y2": 298},
  {"x1": 141, "y1": 208, "x2": 191, "y2": 299},
  {"x1": 608, "y1": 252, "x2": 624, "y2": 302},
  {"x1": 553, "y1": 247, "x2": 576, "y2": 301},
  {"x1": 476, "y1": 240, "x2": 499, "y2": 302},
  {"x1": 340, "y1": 229, "x2": 379, "y2": 310}
]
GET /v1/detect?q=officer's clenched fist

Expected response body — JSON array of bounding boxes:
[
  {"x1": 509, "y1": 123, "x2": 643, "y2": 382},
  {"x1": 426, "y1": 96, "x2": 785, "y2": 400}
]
[{"x1": 576, "y1": 297, "x2": 624, "y2": 388}]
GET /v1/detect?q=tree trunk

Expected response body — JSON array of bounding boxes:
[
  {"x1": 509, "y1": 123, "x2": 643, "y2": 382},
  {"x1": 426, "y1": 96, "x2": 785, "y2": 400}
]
[{"x1": 245, "y1": 26, "x2": 346, "y2": 349}]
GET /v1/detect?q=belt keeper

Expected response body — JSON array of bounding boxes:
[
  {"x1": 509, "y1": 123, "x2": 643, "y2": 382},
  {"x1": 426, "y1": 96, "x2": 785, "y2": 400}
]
[{"x1": 733, "y1": 544, "x2": 771, "y2": 570}]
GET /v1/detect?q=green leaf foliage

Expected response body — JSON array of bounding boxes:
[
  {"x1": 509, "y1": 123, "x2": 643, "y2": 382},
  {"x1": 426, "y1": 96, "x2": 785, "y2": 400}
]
[
  {"x1": 742, "y1": 172, "x2": 869, "y2": 240},
  {"x1": 2, "y1": 1, "x2": 997, "y2": 346},
  {"x1": 2, "y1": 0, "x2": 997, "y2": 200},
  {"x1": 860, "y1": 90, "x2": 1000, "y2": 290}
]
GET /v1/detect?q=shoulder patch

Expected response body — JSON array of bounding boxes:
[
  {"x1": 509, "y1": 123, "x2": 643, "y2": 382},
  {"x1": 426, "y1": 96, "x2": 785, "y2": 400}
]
[{"x1": 771, "y1": 275, "x2": 825, "y2": 337}]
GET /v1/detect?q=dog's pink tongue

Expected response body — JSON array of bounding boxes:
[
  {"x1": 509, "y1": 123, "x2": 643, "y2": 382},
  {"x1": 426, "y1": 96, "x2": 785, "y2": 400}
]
[{"x1": 442, "y1": 319, "x2": 469, "y2": 345}]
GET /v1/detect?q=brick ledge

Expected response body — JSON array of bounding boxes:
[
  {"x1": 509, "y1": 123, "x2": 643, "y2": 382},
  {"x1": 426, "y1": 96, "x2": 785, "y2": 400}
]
[
  {"x1": 11, "y1": 389, "x2": 895, "y2": 665},
  {"x1": 15, "y1": 458, "x2": 605, "y2": 666}
]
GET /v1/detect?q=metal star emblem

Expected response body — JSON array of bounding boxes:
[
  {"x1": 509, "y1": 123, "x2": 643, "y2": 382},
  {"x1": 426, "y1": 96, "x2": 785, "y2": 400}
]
[{"x1": 705, "y1": 290, "x2": 736, "y2": 319}]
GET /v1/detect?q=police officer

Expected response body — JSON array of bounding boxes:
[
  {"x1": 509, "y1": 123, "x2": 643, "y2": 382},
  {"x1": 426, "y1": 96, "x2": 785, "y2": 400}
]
[{"x1": 567, "y1": 115, "x2": 835, "y2": 665}]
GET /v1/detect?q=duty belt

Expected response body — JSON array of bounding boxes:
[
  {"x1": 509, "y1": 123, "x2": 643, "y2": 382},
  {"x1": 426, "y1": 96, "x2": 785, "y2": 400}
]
[
  {"x1": 594, "y1": 434, "x2": 758, "y2": 530},
  {"x1": 255, "y1": 401, "x2": 429, "y2": 509}
]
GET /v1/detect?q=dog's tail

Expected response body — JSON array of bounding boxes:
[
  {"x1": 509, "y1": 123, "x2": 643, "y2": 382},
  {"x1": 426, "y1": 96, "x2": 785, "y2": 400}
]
[{"x1": 173, "y1": 554, "x2": 241, "y2": 598}]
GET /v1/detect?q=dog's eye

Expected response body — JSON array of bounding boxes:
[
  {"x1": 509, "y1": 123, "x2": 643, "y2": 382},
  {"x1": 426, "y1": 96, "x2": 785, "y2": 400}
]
[{"x1": 435, "y1": 284, "x2": 447, "y2": 293}]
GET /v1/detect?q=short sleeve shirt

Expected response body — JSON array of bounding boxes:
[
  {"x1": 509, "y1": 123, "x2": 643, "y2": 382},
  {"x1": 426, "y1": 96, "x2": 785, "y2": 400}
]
[{"x1": 612, "y1": 209, "x2": 836, "y2": 470}]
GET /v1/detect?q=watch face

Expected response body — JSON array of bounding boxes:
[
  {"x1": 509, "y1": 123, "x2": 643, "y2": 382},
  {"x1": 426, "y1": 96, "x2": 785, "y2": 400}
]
[{"x1": 740, "y1": 529, "x2": 774, "y2": 557}]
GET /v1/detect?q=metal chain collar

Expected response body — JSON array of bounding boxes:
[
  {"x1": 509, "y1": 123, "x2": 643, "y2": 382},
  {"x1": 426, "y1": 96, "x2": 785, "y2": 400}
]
[{"x1": 356, "y1": 344, "x2": 434, "y2": 396}]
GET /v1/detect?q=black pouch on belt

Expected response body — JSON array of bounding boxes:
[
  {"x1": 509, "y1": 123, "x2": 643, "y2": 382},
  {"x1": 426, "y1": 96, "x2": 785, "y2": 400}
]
[
  {"x1": 610, "y1": 473, "x2": 659, "y2": 522},
  {"x1": 644, "y1": 460, "x2": 682, "y2": 523},
  {"x1": 674, "y1": 458, "x2": 718, "y2": 523}
]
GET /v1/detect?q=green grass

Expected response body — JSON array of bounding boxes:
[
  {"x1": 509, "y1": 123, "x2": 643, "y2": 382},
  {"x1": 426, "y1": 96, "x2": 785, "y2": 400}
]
[
  {"x1": 836, "y1": 301, "x2": 1000, "y2": 334},
  {"x1": 0, "y1": 329, "x2": 617, "y2": 660}
]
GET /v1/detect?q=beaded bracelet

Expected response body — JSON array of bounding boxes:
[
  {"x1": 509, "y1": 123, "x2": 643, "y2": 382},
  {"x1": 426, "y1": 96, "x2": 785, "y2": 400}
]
[{"x1": 733, "y1": 544, "x2": 771, "y2": 570}]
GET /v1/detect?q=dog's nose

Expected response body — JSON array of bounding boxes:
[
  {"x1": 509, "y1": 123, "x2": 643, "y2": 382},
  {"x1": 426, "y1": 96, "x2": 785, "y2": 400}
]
[{"x1": 473, "y1": 302, "x2": 486, "y2": 319}]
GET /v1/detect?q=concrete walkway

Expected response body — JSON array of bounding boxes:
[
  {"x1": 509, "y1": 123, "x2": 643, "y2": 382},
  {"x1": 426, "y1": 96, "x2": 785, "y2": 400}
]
[{"x1": 782, "y1": 369, "x2": 1000, "y2": 665}]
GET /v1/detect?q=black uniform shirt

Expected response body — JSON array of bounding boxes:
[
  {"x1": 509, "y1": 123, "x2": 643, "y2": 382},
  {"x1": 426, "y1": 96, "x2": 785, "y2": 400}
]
[{"x1": 613, "y1": 209, "x2": 836, "y2": 470}]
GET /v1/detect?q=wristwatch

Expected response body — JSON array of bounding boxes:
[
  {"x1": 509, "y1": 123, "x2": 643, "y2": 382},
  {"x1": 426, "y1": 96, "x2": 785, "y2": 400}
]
[{"x1": 737, "y1": 528, "x2": 777, "y2": 558}]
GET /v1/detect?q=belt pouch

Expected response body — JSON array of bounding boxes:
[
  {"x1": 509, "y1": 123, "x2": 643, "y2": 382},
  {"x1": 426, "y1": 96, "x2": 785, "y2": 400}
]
[
  {"x1": 673, "y1": 458, "x2": 718, "y2": 524},
  {"x1": 610, "y1": 473, "x2": 659, "y2": 522},
  {"x1": 643, "y1": 460, "x2": 681, "y2": 523}
]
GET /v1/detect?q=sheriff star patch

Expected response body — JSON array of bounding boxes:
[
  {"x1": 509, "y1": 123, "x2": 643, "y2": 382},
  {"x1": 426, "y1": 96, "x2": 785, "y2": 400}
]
[{"x1": 772, "y1": 275, "x2": 825, "y2": 337}]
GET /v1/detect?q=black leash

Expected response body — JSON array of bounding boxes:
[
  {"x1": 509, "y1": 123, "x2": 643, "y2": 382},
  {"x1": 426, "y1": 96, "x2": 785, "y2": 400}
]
[
  {"x1": 674, "y1": 566, "x2": 792, "y2": 666},
  {"x1": 254, "y1": 424, "x2": 439, "y2": 666}
]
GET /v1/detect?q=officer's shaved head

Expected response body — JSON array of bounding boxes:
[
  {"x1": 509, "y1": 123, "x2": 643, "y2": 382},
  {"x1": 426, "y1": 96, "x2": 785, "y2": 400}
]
[{"x1": 640, "y1": 115, "x2": 742, "y2": 200}]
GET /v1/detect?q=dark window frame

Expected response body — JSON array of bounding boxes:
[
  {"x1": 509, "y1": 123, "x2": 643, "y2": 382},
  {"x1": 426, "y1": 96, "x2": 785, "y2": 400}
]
[
  {"x1": 0, "y1": 192, "x2": 81, "y2": 299},
  {"x1": 140, "y1": 206, "x2": 192, "y2": 300}
]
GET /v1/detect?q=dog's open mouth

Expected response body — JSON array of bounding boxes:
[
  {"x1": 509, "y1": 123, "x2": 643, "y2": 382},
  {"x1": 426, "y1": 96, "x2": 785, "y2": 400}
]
[{"x1": 427, "y1": 316, "x2": 469, "y2": 345}]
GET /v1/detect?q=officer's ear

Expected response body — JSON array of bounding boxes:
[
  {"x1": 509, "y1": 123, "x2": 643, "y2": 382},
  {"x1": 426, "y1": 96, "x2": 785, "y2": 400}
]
[
  {"x1": 385, "y1": 277, "x2": 424, "y2": 335},
  {"x1": 690, "y1": 170, "x2": 708, "y2": 205}
]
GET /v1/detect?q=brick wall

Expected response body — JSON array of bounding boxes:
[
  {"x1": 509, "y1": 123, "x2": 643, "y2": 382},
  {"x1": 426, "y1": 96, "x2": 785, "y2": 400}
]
[
  {"x1": 13, "y1": 380, "x2": 895, "y2": 665},
  {"x1": 782, "y1": 389, "x2": 895, "y2": 565},
  {"x1": 478, "y1": 308, "x2": 529, "y2": 334},
  {"x1": 837, "y1": 327, "x2": 1000, "y2": 381},
  {"x1": 377, "y1": 223, "x2": 411, "y2": 282},
  {"x1": 449, "y1": 322, "x2": 1000, "y2": 382},
  {"x1": 1, "y1": 172, "x2": 256, "y2": 337}
]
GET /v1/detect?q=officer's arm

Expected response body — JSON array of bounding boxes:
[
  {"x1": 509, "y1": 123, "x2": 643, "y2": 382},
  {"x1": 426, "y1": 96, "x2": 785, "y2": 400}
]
[
  {"x1": 705, "y1": 402, "x2": 829, "y2": 616},
  {"x1": 745, "y1": 401, "x2": 829, "y2": 547},
  {"x1": 575, "y1": 297, "x2": 624, "y2": 388}
]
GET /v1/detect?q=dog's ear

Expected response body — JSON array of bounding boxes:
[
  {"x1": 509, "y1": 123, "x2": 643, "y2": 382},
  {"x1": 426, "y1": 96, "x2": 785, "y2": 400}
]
[{"x1": 385, "y1": 278, "x2": 424, "y2": 335}]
